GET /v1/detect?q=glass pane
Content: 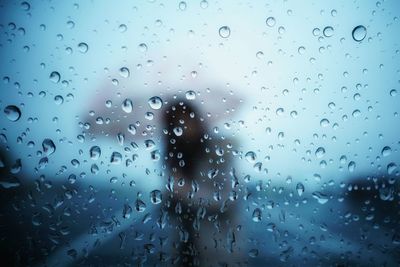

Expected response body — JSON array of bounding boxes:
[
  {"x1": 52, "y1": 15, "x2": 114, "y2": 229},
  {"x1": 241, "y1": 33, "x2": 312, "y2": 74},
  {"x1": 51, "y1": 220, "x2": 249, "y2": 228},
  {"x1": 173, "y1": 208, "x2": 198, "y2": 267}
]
[{"x1": 1, "y1": 1, "x2": 399, "y2": 266}]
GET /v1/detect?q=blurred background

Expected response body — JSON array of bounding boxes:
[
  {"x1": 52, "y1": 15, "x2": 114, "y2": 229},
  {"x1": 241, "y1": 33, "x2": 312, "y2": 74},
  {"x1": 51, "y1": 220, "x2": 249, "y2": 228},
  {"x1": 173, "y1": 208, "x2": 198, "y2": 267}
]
[{"x1": 0, "y1": 0, "x2": 399, "y2": 266}]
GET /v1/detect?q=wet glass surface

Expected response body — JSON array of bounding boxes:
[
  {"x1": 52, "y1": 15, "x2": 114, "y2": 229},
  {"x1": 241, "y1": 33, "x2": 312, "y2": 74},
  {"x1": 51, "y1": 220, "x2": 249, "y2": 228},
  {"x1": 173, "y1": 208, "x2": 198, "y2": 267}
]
[{"x1": 0, "y1": 1, "x2": 400, "y2": 266}]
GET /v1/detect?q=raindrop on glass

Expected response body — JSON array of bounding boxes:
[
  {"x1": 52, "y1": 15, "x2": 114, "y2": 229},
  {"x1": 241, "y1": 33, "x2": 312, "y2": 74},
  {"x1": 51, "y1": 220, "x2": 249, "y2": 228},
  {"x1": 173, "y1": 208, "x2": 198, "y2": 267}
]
[
  {"x1": 77, "y1": 42, "x2": 89, "y2": 53},
  {"x1": 49, "y1": 71, "x2": 61, "y2": 83},
  {"x1": 315, "y1": 147, "x2": 325, "y2": 158},
  {"x1": 252, "y1": 208, "x2": 262, "y2": 222},
  {"x1": 381, "y1": 146, "x2": 392, "y2": 157},
  {"x1": 119, "y1": 67, "x2": 130, "y2": 78},
  {"x1": 150, "y1": 190, "x2": 162, "y2": 204},
  {"x1": 296, "y1": 182, "x2": 305, "y2": 196},
  {"x1": 148, "y1": 96, "x2": 163, "y2": 110},
  {"x1": 352, "y1": 25, "x2": 367, "y2": 42},
  {"x1": 173, "y1": 126, "x2": 183, "y2": 136},
  {"x1": 266, "y1": 17, "x2": 276, "y2": 27},
  {"x1": 111, "y1": 152, "x2": 122, "y2": 164},
  {"x1": 122, "y1": 98, "x2": 133, "y2": 113},
  {"x1": 185, "y1": 90, "x2": 196, "y2": 100},
  {"x1": 387, "y1": 162, "x2": 397, "y2": 175},
  {"x1": 118, "y1": 24, "x2": 127, "y2": 33},
  {"x1": 90, "y1": 146, "x2": 101, "y2": 160},
  {"x1": 312, "y1": 191, "x2": 329, "y2": 204},
  {"x1": 219, "y1": 26, "x2": 231, "y2": 38},
  {"x1": 42, "y1": 138, "x2": 56, "y2": 156},
  {"x1": 323, "y1": 26, "x2": 334, "y2": 37},
  {"x1": 4, "y1": 105, "x2": 21, "y2": 121}
]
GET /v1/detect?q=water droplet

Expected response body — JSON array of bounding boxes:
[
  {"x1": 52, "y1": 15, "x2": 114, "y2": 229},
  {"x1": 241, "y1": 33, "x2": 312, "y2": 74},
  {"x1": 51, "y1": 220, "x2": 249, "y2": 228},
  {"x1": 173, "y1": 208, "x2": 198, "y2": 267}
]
[
  {"x1": 352, "y1": 25, "x2": 367, "y2": 42},
  {"x1": 42, "y1": 138, "x2": 56, "y2": 156},
  {"x1": 387, "y1": 162, "x2": 397, "y2": 175},
  {"x1": 118, "y1": 24, "x2": 127, "y2": 32},
  {"x1": 348, "y1": 161, "x2": 356, "y2": 172},
  {"x1": 312, "y1": 191, "x2": 329, "y2": 204},
  {"x1": 135, "y1": 199, "x2": 146, "y2": 212},
  {"x1": 122, "y1": 98, "x2": 133, "y2": 113},
  {"x1": 178, "y1": 1, "x2": 187, "y2": 10},
  {"x1": 312, "y1": 27, "x2": 320, "y2": 36},
  {"x1": 148, "y1": 96, "x2": 163, "y2": 110},
  {"x1": 200, "y1": 0, "x2": 208, "y2": 9},
  {"x1": 122, "y1": 204, "x2": 132, "y2": 219},
  {"x1": 111, "y1": 152, "x2": 122, "y2": 164},
  {"x1": 185, "y1": 90, "x2": 196, "y2": 100},
  {"x1": 49, "y1": 71, "x2": 61, "y2": 83},
  {"x1": 4, "y1": 105, "x2": 21, "y2": 121},
  {"x1": 245, "y1": 151, "x2": 257, "y2": 163},
  {"x1": 252, "y1": 208, "x2": 262, "y2": 222},
  {"x1": 266, "y1": 17, "x2": 276, "y2": 27},
  {"x1": 20, "y1": 1, "x2": 30, "y2": 11},
  {"x1": 119, "y1": 67, "x2": 130, "y2": 78},
  {"x1": 323, "y1": 26, "x2": 334, "y2": 37},
  {"x1": 150, "y1": 190, "x2": 162, "y2": 204},
  {"x1": 90, "y1": 146, "x2": 101, "y2": 160},
  {"x1": 128, "y1": 124, "x2": 137, "y2": 135},
  {"x1": 315, "y1": 147, "x2": 325, "y2": 158},
  {"x1": 138, "y1": 43, "x2": 148, "y2": 52},
  {"x1": 219, "y1": 26, "x2": 231, "y2": 38},
  {"x1": 66, "y1": 20, "x2": 75, "y2": 29},
  {"x1": 54, "y1": 95, "x2": 64, "y2": 105},
  {"x1": 248, "y1": 249, "x2": 259, "y2": 258},
  {"x1": 379, "y1": 186, "x2": 394, "y2": 201},
  {"x1": 381, "y1": 146, "x2": 392, "y2": 157},
  {"x1": 297, "y1": 46, "x2": 306, "y2": 55},
  {"x1": 77, "y1": 42, "x2": 89, "y2": 53},
  {"x1": 173, "y1": 126, "x2": 183, "y2": 136},
  {"x1": 320, "y1": 118, "x2": 330, "y2": 127},
  {"x1": 296, "y1": 182, "x2": 305, "y2": 196}
]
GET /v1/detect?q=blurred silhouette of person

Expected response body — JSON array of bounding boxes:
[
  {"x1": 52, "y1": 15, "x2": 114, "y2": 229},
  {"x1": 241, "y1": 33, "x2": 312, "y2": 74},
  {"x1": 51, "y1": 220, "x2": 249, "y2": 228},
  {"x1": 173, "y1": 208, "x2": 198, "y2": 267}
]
[{"x1": 161, "y1": 99, "x2": 242, "y2": 266}]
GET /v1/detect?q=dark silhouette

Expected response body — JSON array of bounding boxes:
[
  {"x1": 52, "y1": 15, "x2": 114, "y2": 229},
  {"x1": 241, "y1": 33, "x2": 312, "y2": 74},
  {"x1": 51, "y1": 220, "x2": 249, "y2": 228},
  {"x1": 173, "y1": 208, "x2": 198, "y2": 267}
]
[{"x1": 162, "y1": 99, "x2": 232, "y2": 266}]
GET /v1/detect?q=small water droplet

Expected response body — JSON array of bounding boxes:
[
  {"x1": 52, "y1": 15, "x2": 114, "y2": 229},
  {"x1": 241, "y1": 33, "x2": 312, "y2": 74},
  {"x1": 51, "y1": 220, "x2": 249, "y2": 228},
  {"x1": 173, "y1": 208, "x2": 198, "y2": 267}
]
[
  {"x1": 49, "y1": 71, "x2": 61, "y2": 83},
  {"x1": 320, "y1": 118, "x2": 330, "y2": 127},
  {"x1": 77, "y1": 42, "x2": 89, "y2": 53},
  {"x1": 178, "y1": 1, "x2": 187, "y2": 10},
  {"x1": 200, "y1": 0, "x2": 208, "y2": 9},
  {"x1": 315, "y1": 147, "x2": 325, "y2": 158},
  {"x1": 219, "y1": 26, "x2": 231, "y2": 38},
  {"x1": 138, "y1": 43, "x2": 148, "y2": 52},
  {"x1": 381, "y1": 146, "x2": 392, "y2": 157},
  {"x1": 323, "y1": 26, "x2": 334, "y2": 37},
  {"x1": 118, "y1": 24, "x2": 127, "y2": 32},
  {"x1": 352, "y1": 25, "x2": 367, "y2": 42},
  {"x1": 4, "y1": 105, "x2": 21, "y2": 121},
  {"x1": 135, "y1": 198, "x2": 146, "y2": 212},
  {"x1": 245, "y1": 151, "x2": 257, "y2": 163},
  {"x1": 150, "y1": 190, "x2": 162, "y2": 204},
  {"x1": 21, "y1": 1, "x2": 30, "y2": 11},
  {"x1": 266, "y1": 17, "x2": 276, "y2": 27},
  {"x1": 348, "y1": 161, "x2": 356, "y2": 172},
  {"x1": 148, "y1": 96, "x2": 163, "y2": 110},
  {"x1": 42, "y1": 138, "x2": 56, "y2": 156},
  {"x1": 252, "y1": 208, "x2": 262, "y2": 222},
  {"x1": 248, "y1": 249, "x2": 259, "y2": 258},
  {"x1": 185, "y1": 90, "x2": 196, "y2": 100},
  {"x1": 119, "y1": 67, "x2": 130, "y2": 78},
  {"x1": 122, "y1": 98, "x2": 133, "y2": 113},
  {"x1": 312, "y1": 191, "x2": 329, "y2": 204},
  {"x1": 387, "y1": 162, "x2": 397, "y2": 175},
  {"x1": 90, "y1": 146, "x2": 101, "y2": 160},
  {"x1": 111, "y1": 152, "x2": 122, "y2": 164},
  {"x1": 296, "y1": 182, "x2": 305, "y2": 196},
  {"x1": 173, "y1": 126, "x2": 183, "y2": 136}
]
